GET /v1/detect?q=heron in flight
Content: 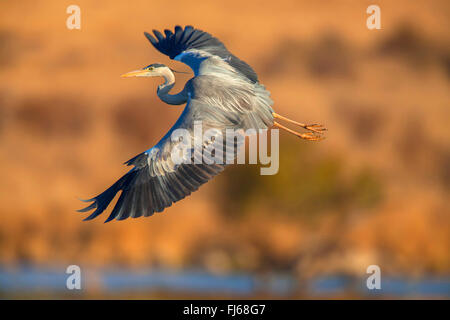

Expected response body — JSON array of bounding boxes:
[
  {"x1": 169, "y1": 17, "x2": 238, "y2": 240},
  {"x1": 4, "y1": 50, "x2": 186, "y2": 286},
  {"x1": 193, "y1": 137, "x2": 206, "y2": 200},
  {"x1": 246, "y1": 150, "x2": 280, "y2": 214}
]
[{"x1": 79, "y1": 26, "x2": 326, "y2": 222}]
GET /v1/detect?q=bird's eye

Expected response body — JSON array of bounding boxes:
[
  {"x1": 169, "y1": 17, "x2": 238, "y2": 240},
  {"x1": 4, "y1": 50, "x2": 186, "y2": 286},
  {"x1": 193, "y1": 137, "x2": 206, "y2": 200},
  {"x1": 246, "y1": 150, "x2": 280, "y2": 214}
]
[{"x1": 148, "y1": 67, "x2": 154, "y2": 71}]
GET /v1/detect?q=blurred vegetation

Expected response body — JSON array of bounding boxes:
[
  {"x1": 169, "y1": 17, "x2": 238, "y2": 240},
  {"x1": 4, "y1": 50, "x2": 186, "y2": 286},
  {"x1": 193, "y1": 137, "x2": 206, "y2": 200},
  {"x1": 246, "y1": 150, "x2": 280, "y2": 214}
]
[
  {"x1": 264, "y1": 33, "x2": 354, "y2": 79},
  {"x1": 219, "y1": 141, "x2": 383, "y2": 221},
  {"x1": 377, "y1": 24, "x2": 450, "y2": 75}
]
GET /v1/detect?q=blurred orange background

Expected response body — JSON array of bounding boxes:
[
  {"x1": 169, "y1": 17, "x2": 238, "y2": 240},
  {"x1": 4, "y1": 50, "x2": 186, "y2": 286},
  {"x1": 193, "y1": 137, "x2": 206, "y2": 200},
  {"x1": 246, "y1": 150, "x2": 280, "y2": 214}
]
[{"x1": 0, "y1": 0, "x2": 449, "y2": 298}]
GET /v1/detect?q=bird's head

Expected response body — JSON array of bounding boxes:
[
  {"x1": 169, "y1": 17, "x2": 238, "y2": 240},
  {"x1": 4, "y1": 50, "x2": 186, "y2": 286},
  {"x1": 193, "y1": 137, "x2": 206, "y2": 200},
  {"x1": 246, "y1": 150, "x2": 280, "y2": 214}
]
[{"x1": 120, "y1": 63, "x2": 170, "y2": 78}]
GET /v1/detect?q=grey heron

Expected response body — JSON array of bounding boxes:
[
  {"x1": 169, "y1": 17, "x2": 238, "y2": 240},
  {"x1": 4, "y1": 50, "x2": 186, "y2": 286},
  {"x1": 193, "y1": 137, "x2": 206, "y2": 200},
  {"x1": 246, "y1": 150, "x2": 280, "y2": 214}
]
[{"x1": 79, "y1": 25, "x2": 326, "y2": 222}]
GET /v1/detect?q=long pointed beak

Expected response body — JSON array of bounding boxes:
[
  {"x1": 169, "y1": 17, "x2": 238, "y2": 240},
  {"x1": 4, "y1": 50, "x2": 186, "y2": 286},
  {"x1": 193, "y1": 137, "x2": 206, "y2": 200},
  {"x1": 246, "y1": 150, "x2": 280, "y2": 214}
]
[{"x1": 120, "y1": 69, "x2": 149, "y2": 78}]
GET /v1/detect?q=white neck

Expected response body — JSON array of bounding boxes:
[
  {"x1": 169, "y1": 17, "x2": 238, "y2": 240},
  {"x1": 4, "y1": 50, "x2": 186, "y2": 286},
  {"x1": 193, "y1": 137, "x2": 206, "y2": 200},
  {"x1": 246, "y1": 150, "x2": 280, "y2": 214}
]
[{"x1": 157, "y1": 68, "x2": 187, "y2": 105}]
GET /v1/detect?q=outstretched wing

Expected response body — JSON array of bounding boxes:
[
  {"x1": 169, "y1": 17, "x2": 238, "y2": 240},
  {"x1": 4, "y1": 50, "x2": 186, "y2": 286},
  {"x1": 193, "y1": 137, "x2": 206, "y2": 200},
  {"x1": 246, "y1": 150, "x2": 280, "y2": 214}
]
[
  {"x1": 79, "y1": 97, "x2": 244, "y2": 223},
  {"x1": 144, "y1": 25, "x2": 258, "y2": 83}
]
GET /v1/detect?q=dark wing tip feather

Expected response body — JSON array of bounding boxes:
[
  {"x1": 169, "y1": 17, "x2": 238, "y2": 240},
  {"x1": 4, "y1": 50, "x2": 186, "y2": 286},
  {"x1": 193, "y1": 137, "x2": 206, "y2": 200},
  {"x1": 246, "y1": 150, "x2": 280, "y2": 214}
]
[
  {"x1": 104, "y1": 203, "x2": 121, "y2": 223},
  {"x1": 144, "y1": 32, "x2": 157, "y2": 46},
  {"x1": 83, "y1": 208, "x2": 102, "y2": 221},
  {"x1": 77, "y1": 201, "x2": 96, "y2": 213},
  {"x1": 78, "y1": 169, "x2": 137, "y2": 222},
  {"x1": 152, "y1": 29, "x2": 164, "y2": 41}
]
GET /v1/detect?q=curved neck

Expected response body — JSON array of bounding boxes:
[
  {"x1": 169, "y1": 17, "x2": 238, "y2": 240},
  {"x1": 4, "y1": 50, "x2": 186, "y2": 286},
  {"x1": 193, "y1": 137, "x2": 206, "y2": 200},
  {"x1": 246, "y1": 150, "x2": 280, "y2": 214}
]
[{"x1": 157, "y1": 68, "x2": 187, "y2": 105}]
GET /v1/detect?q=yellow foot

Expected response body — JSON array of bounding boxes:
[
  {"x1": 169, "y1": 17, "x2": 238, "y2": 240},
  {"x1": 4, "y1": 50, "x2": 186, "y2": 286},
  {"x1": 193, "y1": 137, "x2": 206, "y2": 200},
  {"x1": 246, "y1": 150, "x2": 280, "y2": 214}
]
[{"x1": 273, "y1": 122, "x2": 325, "y2": 141}]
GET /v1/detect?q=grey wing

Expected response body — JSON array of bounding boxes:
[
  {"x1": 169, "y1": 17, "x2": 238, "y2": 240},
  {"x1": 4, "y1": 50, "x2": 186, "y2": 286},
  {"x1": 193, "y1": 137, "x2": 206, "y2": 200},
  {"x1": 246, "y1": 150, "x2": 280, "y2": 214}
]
[
  {"x1": 79, "y1": 97, "x2": 243, "y2": 222},
  {"x1": 145, "y1": 25, "x2": 258, "y2": 83}
]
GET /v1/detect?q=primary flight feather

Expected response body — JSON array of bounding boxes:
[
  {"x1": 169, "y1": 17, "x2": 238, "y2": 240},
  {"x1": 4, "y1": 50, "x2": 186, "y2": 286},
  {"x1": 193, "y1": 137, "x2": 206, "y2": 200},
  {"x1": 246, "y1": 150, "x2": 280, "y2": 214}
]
[{"x1": 79, "y1": 25, "x2": 326, "y2": 222}]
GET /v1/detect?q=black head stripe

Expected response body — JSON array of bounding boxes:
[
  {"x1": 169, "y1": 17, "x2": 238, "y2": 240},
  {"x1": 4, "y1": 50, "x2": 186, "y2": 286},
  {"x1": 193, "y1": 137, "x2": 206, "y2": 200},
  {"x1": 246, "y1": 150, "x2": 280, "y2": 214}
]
[{"x1": 144, "y1": 63, "x2": 166, "y2": 69}]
